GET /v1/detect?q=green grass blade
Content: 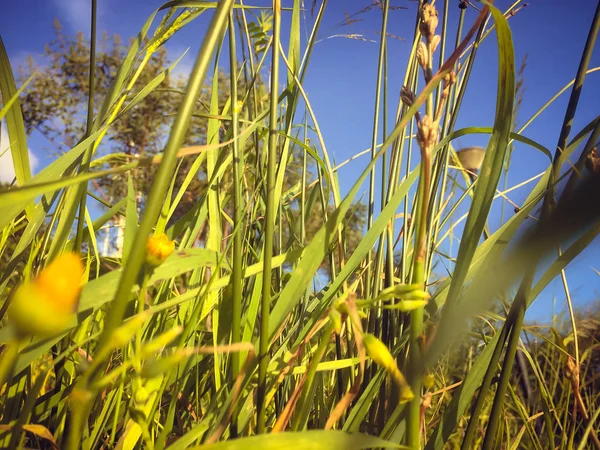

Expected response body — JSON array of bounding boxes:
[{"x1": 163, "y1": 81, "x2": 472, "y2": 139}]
[
  {"x1": 0, "y1": 36, "x2": 31, "y2": 188},
  {"x1": 187, "y1": 430, "x2": 408, "y2": 450},
  {"x1": 442, "y1": 1, "x2": 515, "y2": 318}
]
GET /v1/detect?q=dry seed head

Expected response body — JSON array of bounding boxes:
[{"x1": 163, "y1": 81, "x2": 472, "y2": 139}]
[
  {"x1": 443, "y1": 71, "x2": 457, "y2": 89},
  {"x1": 430, "y1": 35, "x2": 441, "y2": 54},
  {"x1": 400, "y1": 86, "x2": 416, "y2": 107},
  {"x1": 417, "y1": 115, "x2": 438, "y2": 150},
  {"x1": 422, "y1": 392, "x2": 432, "y2": 409},
  {"x1": 417, "y1": 42, "x2": 429, "y2": 69},
  {"x1": 420, "y1": 4, "x2": 439, "y2": 41},
  {"x1": 585, "y1": 147, "x2": 600, "y2": 174},
  {"x1": 565, "y1": 355, "x2": 579, "y2": 382}
]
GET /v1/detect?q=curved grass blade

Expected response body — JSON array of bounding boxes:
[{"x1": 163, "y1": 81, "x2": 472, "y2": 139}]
[
  {"x1": 0, "y1": 37, "x2": 31, "y2": 189},
  {"x1": 185, "y1": 430, "x2": 408, "y2": 450},
  {"x1": 440, "y1": 1, "x2": 515, "y2": 323}
]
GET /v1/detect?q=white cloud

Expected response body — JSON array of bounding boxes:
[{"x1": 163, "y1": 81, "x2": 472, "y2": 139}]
[
  {"x1": 51, "y1": 0, "x2": 107, "y2": 33},
  {"x1": 0, "y1": 122, "x2": 39, "y2": 183},
  {"x1": 168, "y1": 47, "x2": 194, "y2": 81}
]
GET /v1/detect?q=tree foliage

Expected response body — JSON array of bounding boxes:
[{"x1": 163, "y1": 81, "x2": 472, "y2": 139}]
[{"x1": 16, "y1": 20, "x2": 366, "y2": 260}]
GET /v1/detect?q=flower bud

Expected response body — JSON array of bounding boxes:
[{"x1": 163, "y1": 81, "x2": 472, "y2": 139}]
[
  {"x1": 363, "y1": 333, "x2": 397, "y2": 373},
  {"x1": 363, "y1": 333, "x2": 414, "y2": 402},
  {"x1": 328, "y1": 308, "x2": 342, "y2": 335},
  {"x1": 146, "y1": 233, "x2": 175, "y2": 268},
  {"x1": 423, "y1": 373, "x2": 435, "y2": 390},
  {"x1": 386, "y1": 299, "x2": 429, "y2": 312}
]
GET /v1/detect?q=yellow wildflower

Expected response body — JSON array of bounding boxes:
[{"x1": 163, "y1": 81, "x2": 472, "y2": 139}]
[
  {"x1": 8, "y1": 253, "x2": 84, "y2": 337},
  {"x1": 146, "y1": 233, "x2": 175, "y2": 268},
  {"x1": 234, "y1": 100, "x2": 243, "y2": 114}
]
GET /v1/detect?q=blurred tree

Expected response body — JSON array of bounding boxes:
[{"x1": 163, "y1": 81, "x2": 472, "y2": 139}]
[{"x1": 14, "y1": 19, "x2": 366, "y2": 272}]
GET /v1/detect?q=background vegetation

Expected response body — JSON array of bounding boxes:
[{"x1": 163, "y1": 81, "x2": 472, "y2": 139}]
[{"x1": 1, "y1": 0, "x2": 600, "y2": 449}]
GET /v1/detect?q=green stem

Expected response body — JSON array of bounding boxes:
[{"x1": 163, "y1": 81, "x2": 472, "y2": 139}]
[
  {"x1": 291, "y1": 322, "x2": 334, "y2": 430},
  {"x1": 407, "y1": 150, "x2": 431, "y2": 449},
  {"x1": 67, "y1": 1, "x2": 235, "y2": 446},
  {"x1": 257, "y1": 0, "x2": 281, "y2": 433},
  {"x1": 134, "y1": 271, "x2": 150, "y2": 370},
  {"x1": 229, "y1": 11, "x2": 243, "y2": 439},
  {"x1": 366, "y1": 0, "x2": 389, "y2": 292},
  {"x1": 482, "y1": 2, "x2": 600, "y2": 447},
  {"x1": 544, "y1": 0, "x2": 600, "y2": 215},
  {"x1": 75, "y1": 0, "x2": 97, "y2": 252},
  {"x1": 460, "y1": 311, "x2": 512, "y2": 449},
  {"x1": 9, "y1": 363, "x2": 47, "y2": 448},
  {"x1": 482, "y1": 284, "x2": 528, "y2": 448}
]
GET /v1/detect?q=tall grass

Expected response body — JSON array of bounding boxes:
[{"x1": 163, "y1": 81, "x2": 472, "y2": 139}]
[{"x1": 1, "y1": 0, "x2": 600, "y2": 449}]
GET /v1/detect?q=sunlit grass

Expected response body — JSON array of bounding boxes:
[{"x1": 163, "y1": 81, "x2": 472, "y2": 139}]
[{"x1": 1, "y1": 1, "x2": 600, "y2": 449}]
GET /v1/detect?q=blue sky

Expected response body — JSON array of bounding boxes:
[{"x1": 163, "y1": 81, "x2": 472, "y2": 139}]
[{"x1": 1, "y1": 0, "x2": 599, "y2": 323}]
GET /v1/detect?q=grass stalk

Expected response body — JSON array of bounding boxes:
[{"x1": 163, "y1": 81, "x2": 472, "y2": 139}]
[
  {"x1": 228, "y1": 11, "x2": 243, "y2": 438},
  {"x1": 544, "y1": 0, "x2": 600, "y2": 213},
  {"x1": 65, "y1": 3, "x2": 235, "y2": 447},
  {"x1": 257, "y1": 0, "x2": 281, "y2": 433},
  {"x1": 482, "y1": 282, "x2": 528, "y2": 448},
  {"x1": 3, "y1": 2, "x2": 600, "y2": 449},
  {"x1": 482, "y1": 2, "x2": 600, "y2": 446},
  {"x1": 75, "y1": 0, "x2": 97, "y2": 252}
]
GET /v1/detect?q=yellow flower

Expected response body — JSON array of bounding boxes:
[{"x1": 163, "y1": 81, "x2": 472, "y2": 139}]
[
  {"x1": 234, "y1": 100, "x2": 243, "y2": 114},
  {"x1": 8, "y1": 253, "x2": 84, "y2": 337},
  {"x1": 146, "y1": 233, "x2": 175, "y2": 268}
]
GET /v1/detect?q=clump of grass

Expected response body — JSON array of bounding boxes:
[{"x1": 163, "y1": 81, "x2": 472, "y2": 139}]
[{"x1": 1, "y1": 0, "x2": 600, "y2": 449}]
